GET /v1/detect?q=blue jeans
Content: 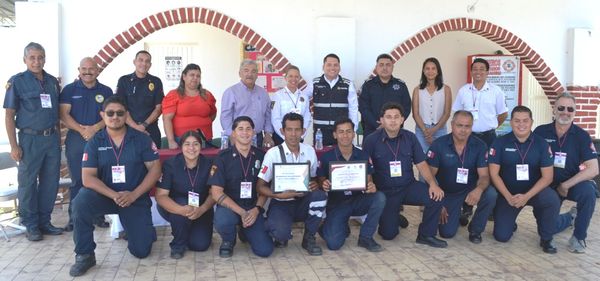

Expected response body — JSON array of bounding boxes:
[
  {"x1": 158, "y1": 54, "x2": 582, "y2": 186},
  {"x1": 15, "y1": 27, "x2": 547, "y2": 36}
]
[
  {"x1": 157, "y1": 197, "x2": 213, "y2": 253},
  {"x1": 378, "y1": 181, "x2": 443, "y2": 240},
  {"x1": 17, "y1": 131, "x2": 61, "y2": 229},
  {"x1": 73, "y1": 188, "x2": 155, "y2": 258},
  {"x1": 415, "y1": 124, "x2": 447, "y2": 154},
  {"x1": 266, "y1": 190, "x2": 327, "y2": 242},
  {"x1": 439, "y1": 187, "x2": 497, "y2": 238},
  {"x1": 493, "y1": 187, "x2": 560, "y2": 242},
  {"x1": 321, "y1": 192, "x2": 386, "y2": 250},
  {"x1": 214, "y1": 204, "x2": 273, "y2": 257},
  {"x1": 555, "y1": 180, "x2": 597, "y2": 240}
]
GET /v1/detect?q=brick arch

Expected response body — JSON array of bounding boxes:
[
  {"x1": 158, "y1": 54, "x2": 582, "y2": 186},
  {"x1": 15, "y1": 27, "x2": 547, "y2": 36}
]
[
  {"x1": 93, "y1": 7, "x2": 291, "y2": 74},
  {"x1": 386, "y1": 18, "x2": 564, "y2": 101}
]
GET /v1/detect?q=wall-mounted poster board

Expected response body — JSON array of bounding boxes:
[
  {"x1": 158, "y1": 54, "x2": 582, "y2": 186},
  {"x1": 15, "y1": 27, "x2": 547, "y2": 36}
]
[{"x1": 241, "y1": 43, "x2": 284, "y2": 93}]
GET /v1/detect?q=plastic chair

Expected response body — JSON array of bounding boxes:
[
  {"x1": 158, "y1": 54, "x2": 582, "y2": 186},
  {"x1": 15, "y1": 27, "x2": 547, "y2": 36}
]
[{"x1": 0, "y1": 152, "x2": 26, "y2": 241}]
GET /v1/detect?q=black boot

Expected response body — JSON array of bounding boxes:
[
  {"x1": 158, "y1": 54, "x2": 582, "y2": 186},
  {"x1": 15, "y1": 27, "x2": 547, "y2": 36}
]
[{"x1": 69, "y1": 253, "x2": 96, "y2": 277}]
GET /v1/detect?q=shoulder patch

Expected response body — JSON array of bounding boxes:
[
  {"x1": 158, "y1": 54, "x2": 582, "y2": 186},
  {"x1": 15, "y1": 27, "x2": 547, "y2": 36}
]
[
  {"x1": 427, "y1": 150, "x2": 435, "y2": 159},
  {"x1": 489, "y1": 148, "x2": 496, "y2": 156},
  {"x1": 5, "y1": 82, "x2": 11, "y2": 90},
  {"x1": 210, "y1": 165, "x2": 218, "y2": 176},
  {"x1": 342, "y1": 77, "x2": 351, "y2": 84}
]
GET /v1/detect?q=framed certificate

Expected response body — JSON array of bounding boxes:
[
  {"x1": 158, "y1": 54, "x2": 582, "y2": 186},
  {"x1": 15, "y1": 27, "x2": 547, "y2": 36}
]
[
  {"x1": 273, "y1": 163, "x2": 310, "y2": 193},
  {"x1": 329, "y1": 161, "x2": 367, "y2": 191}
]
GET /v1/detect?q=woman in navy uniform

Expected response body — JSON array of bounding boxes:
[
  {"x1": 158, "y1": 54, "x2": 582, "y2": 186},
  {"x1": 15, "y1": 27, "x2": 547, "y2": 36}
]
[{"x1": 156, "y1": 130, "x2": 215, "y2": 259}]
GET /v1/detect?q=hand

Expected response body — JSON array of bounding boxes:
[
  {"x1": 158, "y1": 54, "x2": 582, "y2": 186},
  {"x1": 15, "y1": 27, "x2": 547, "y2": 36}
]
[
  {"x1": 186, "y1": 206, "x2": 203, "y2": 220},
  {"x1": 276, "y1": 190, "x2": 304, "y2": 200},
  {"x1": 242, "y1": 207, "x2": 259, "y2": 228},
  {"x1": 465, "y1": 188, "x2": 483, "y2": 206},
  {"x1": 511, "y1": 194, "x2": 529, "y2": 208},
  {"x1": 557, "y1": 183, "x2": 569, "y2": 197},
  {"x1": 178, "y1": 205, "x2": 194, "y2": 217},
  {"x1": 79, "y1": 125, "x2": 98, "y2": 141},
  {"x1": 423, "y1": 128, "x2": 432, "y2": 138},
  {"x1": 114, "y1": 191, "x2": 139, "y2": 208},
  {"x1": 263, "y1": 134, "x2": 274, "y2": 148},
  {"x1": 365, "y1": 181, "x2": 377, "y2": 193},
  {"x1": 308, "y1": 180, "x2": 319, "y2": 191},
  {"x1": 439, "y1": 206, "x2": 448, "y2": 224},
  {"x1": 321, "y1": 179, "x2": 331, "y2": 192},
  {"x1": 10, "y1": 145, "x2": 22, "y2": 161},
  {"x1": 131, "y1": 123, "x2": 149, "y2": 134},
  {"x1": 425, "y1": 135, "x2": 434, "y2": 145},
  {"x1": 428, "y1": 183, "x2": 444, "y2": 201},
  {"x1": 167, "y1": 139, "x2": 179, "y2": 149}
]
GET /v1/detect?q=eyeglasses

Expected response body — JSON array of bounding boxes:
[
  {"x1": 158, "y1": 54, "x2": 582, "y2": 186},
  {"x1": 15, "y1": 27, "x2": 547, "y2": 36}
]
[
  {"x1": 557, "y1": 106, "x2": 575, "y2": 113},
  {"x1": 105, "y1": 110, "x2": 126, "y2": 117}
]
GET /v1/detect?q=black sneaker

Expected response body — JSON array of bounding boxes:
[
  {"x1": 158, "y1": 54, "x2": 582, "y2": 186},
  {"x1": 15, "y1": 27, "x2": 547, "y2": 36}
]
[
  {"x1": 219, "y1": 241, "x2": 235, "y2": 258},
  {"x1": 69, "y1": 253, "x2": 96, "y2": 277},
  {"x1": 93, "y1": 217, "x2": 110, "y2": 228},
  {"x1": 398, "y1": 214, "x2": 409, "y2": 229},
  {"x1": 301, "y1": 233, "x2": 322, "y2": 256},
  {"x1": 416, "y1": 235, "x2": 448, "y2": 248},
  {"x1": 170, "y1": 250, "x2": 184, "y2": 259},
  {"x1": 274, "y1": 240, "x2": 288, "y2": 248},
  {"x1": 357, "y1": 236, "x2": 383, "y2": 252},
  {"x1": 540, "y1": 239, "x2": 557, "y2": 254},
  {"x1": 40, "y1": 224, "x2": 63, "y2": 235},
  {"x1": 459, "y1": 214, "x2": 470, "y2": 226},
  {"x1": 468, "y1": 233, "x2": 482, "y2": 244},
  {"x1": 26, "y1": 228, "x2": 43, "y2": 241},
  {"x1": 63, "y1": 222, "x2": 74, "y2": 232}
]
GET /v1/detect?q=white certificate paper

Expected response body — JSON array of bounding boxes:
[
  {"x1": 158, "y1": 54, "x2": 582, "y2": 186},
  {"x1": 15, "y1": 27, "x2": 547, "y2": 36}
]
[
  {"x1": 329, "y1": 161, "x2": 367, "y2": 191},
  {"x1": 273, "y1": 163, "x2": 310, "y2": 192}
]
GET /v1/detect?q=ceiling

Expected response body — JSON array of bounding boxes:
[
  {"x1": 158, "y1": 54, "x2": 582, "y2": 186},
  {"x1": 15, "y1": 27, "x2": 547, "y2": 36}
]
[{"x1": 0, "y1": 0, "x2": 15, "y2": 27}]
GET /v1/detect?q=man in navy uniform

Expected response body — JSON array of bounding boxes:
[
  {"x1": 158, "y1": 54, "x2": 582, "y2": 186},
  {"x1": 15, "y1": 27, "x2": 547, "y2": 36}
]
[
  {"x1": 69, "y1": 95, "x2": 161, "y2": 276},
  {"x1": 359, "y1": 53, "x2": 411, "y2": 141},
  {"x1": 60, "y1": 57, "x2": 113, "y2": 231},
  {"x1": 427, "y1": 110, "x2": 497, "y2": 243},
  {"x1": 533, "y1": 92, "x2": 598, "y2": 253},
  {"x1": 318, "y1": 117, "x2": 386, "y2": 252},
  {"x1": 363, "y1": 102, "x2": 447, "y2": 248},
  {"x1": 209, "y1": 116, "x2": 274, "y2": 258},
  {"x1": 488, "y1": 105, "x2": 560, "y2": 253},
  {"x1": 3, "y1": 42, "x2": 63, "y2": 241},
  {"x1": 257, "y1": 113, "x2": 327, "y2": 255},
  {"x1": 116, "y1": 50, "x2": 164, "y2": 148}
]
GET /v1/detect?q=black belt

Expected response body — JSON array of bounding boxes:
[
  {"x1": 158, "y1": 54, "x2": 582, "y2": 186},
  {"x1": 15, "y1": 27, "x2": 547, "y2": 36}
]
[
  {"x1": 21, "y1": 127, "x2": 57, "y2": 136},
  {"x1": 473, "y1": 129, "x2": 495, "y2": 136}
]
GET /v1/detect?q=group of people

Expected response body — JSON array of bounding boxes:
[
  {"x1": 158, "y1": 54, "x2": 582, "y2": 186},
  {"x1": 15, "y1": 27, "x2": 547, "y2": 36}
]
[{"x1": 3, "y1": 42, "x2": 598, "y2": 278}]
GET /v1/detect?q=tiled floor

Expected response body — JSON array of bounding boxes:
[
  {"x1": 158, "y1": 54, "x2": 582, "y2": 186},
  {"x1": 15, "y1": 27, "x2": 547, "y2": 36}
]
[{"x1": 1, "y1": 200, "x2": 599, "y2": 281}]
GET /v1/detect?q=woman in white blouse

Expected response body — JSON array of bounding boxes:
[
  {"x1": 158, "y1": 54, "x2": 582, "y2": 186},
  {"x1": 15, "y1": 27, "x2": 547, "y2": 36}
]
[
  {"x1": 412, "y1": 57, "x2": 452, "y2": 153},
  {"x1": 270, "y1": 65, "x2": 312, "y2": 145}
]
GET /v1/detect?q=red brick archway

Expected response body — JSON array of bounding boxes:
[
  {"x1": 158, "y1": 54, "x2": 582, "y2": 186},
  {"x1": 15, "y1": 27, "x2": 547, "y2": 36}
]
[
  {"x1": 93, "y1": 7, "x2": 291, "y2": 74},
  {"x1": 387, "y1": 17, "x2": 565, "y2": 102}
]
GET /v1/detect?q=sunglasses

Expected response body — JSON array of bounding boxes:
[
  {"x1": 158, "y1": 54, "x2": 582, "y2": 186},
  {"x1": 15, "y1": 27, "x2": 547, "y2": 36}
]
[
  {"x1": 557, "y1": 106, "x2": 575, "y2": 113},
  {"x1": 105, "y1": 110, "x2": 126, "y2": 117}
]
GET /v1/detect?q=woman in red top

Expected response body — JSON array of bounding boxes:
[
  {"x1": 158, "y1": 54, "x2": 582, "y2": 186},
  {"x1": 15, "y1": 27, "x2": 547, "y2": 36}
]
[{"x1": 163, "y1": 63, "x2": 217, "y2": 149}]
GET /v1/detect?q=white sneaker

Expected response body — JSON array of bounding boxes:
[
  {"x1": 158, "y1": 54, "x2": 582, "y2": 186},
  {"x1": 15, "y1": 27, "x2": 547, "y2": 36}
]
[{"x1": 568, "y1": 236, "x2": 586, "y2": 254}]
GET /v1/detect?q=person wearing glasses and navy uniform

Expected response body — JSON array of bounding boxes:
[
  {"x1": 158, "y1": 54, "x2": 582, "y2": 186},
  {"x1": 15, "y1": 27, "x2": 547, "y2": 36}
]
[
  {"x1": 69, "y1": 95, "x2": 161, "y2": 277},
  {"x1": 533, "y1": 92, "x2": 598, "y2": 254},
  {"x1": 115, "y1": 50, "x2": 164, "y2": 148}
]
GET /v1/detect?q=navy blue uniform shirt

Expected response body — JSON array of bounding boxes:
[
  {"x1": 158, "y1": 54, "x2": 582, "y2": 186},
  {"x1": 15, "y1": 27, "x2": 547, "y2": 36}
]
[
  {"x1": 426, "y1": 134, "x2": 488, "y2": 194},
  {"x1": 59, "y1": 80, "x2": 113, "y2": 125},
  {"x1": 534, "y1": 122, "x2": 598, "y2": 186},
  {"x1": 488, "y1": 132, "x2": 553, "y2": 194},
  {"x1": 82, "y1": 127, "x2": 159, "y2": 192},
  {"x1": 358, "y1": 76, "x2": 411, "y2": 136},
  {"x1": 363, "y1": 128, "x2": 425, "y2": 191},
  {"x1": 3, "y1": 70, "x2": 60, "y2": 130},
  {"x1": 317, "y1": 145, "x2": 374, "y2": 203},
  {"x1": 115, "y1": 73, "x2": 164, "y2": 123},
  {"x1": 157, "y1": 153, "x2": 212, "y2": 203},
  {"x1": 207, "y1": 146, "x2": 264, "y2": 206}
]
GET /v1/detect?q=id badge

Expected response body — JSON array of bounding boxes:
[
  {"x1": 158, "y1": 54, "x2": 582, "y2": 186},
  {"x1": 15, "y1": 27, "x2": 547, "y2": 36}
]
[
  {"x1": 188, "y1": 191, "x2": 200, "y2": 207},
  {"x1": 389, "y1": 161, "x2": 402, "y2": 177},
  {"x1": 516, "y1": 164, "x2": 529, "y2": 181},
  {"x1": 554, "y1": 152, "x2": 567, "y2": 169},
  {"x1": 240, "y1": 181, "x2": 252, "y2": 199},
  {"x1": 111, "y1": 165, "x2": 126, "y2": 183},
  {"x1": 40, "y1": 94, "x2": 52, "y2": 108},
  {"x1": 471, "y1": 110, "x2": 479, "y2": 120},
  {"x1": 456, "y1": 168, "x2": 469, "y2": 184}
]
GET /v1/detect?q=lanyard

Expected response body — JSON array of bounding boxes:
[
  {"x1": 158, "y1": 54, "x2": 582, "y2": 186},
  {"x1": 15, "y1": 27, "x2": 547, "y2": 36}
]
[
  {"x1": 186, "y1": 163, "x2": 200, "y2": 191},
  {"x1": 556, "y1": 132, "x2": 568, "y2": 152},
  {"x1": 107, "y1": 132, "x2": 126, "y2": 165},
  {"x1": 514, "y1": 138, "x2": 534, "y2": 164},
  {"x1": 285, "y1": 88, "x2": 300, "y2": 109},
  {"x1": 471, "y1": 88, "x2": 478, "y2": 108},
  {"x1": 456, "y1": 143, "x2": 468, "y2": 168},
  {"x1": 385, "y1": 137, "x2": 401, "y2": 161},
  {"x1": 239, "y1": 152, "x2": 253, "y2": 181}
]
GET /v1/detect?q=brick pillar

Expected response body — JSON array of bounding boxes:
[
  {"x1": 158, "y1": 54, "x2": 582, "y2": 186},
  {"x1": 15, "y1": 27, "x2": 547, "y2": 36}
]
[{"x1": 567, "y1": 86, "x2": 600, "y2": 138}]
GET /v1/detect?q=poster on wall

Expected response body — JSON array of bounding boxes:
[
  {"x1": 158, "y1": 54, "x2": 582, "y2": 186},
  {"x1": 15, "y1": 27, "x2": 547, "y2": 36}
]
[
  {"x1": 165, "y1": 56, "x2": 183, "y2": 89},
  {"x1": 468, "y1": 55, "x2": 522, "y2": 136},
  {"x1": 241, "y1": 43, "x2": 284, "y2": 93}
]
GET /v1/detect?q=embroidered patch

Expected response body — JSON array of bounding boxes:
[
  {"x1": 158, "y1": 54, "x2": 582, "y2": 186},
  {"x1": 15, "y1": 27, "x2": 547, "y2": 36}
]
[
  {"x1": 210, "y1": 165, "x2": 218, "y2": 176},
  {"x1": 95, "y1": 94, "x2": 105, "y2": 103},
  {"x1": 148, "y1": 82, "x2": 155, "y2": 91}
]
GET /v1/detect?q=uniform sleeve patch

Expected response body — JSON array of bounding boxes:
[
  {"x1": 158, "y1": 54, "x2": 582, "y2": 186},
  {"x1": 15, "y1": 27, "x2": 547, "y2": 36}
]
[
  {"x1": 5, "y1": 82, "x2": 11, "y2": 90},
  {"x1": 489, "y1": 148, "x2": 496, "y2": 156},
  {"x1": 210, "y1": 165, "x2": 218, "y2": 176},
  {"x1": 427, "y1": 150, "x2": 435, "y2": 159},
  {"x1": 82, "y1": 153, "x2": 88, "y2": 161},
  {"x1": 261, "y1": 165, "x2": 268, "y2": 174}
]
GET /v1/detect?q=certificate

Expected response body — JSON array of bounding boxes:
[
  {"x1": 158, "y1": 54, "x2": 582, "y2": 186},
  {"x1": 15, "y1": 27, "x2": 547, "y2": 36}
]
[
  {"x1": 329, "y1": 161, "x2": 367, "y2": 191},
  {"x1": 273, "y1": 163, "x2": 310, "y2": 192}
]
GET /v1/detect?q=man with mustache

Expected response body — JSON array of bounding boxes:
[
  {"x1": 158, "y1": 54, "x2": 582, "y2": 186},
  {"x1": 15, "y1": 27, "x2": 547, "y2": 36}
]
[
  {"x1": 534, "y1": 92, "x2": 598, "y2": 253},
  {"x1": 59, "y1": 57, "x2": 113, "y2": 231}
]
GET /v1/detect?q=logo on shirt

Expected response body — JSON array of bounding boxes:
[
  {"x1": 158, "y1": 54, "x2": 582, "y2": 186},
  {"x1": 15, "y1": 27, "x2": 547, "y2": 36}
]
[
  {"x1": 261, "y1": 165, "x2": 268, "y2": 174},
  {"x1": 148, "y1": 82, "x2": 155, "y2": 91},
  {"x1": 98, "y1": 146, "x2": 113, "y2": 151},
  {"x1": 505, "y1": 148, "x2": 517, "y2": 152},
  {"x1": 544, "y1": 138, "x2": 556, "y2": 143},
  {"x1": 95, "y1": 94, "x2": 105, "y2": 103},
  {"x1": 393, "y1": 84, "x2": 400, "y2": 90},
  {"x1": 489, "y1": 148, "x2": 496, "y2": 156},
  {"x1": 300, "y1": 97, "x2": 305, "y2": 102},
  {"x1": 82, "y1": 153, "x2": 88, "y2": 161},
  {"x1": 270, "y1": 101, "x2": 276, "y2": 109},
  {"x1": 210, "y1": 165, "x2": 217, "y2": 176},
  {"x1": 427, "y1": 150, "x2": 435, "y2": 159}
]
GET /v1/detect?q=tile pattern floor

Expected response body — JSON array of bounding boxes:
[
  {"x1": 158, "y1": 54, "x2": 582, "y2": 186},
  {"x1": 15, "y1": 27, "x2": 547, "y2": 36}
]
[{"x1": 1, "y1": 201, "x2": 599, "y2": 280}]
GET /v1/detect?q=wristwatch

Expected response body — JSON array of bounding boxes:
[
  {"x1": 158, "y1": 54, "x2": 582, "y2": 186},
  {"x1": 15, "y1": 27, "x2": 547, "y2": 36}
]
[
  {"x1": 255, "y1": 205, "x2": 265, "y2": 214},
  {"x1": 141, "y1": 121, "x2": 149, "y2": 128}
]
